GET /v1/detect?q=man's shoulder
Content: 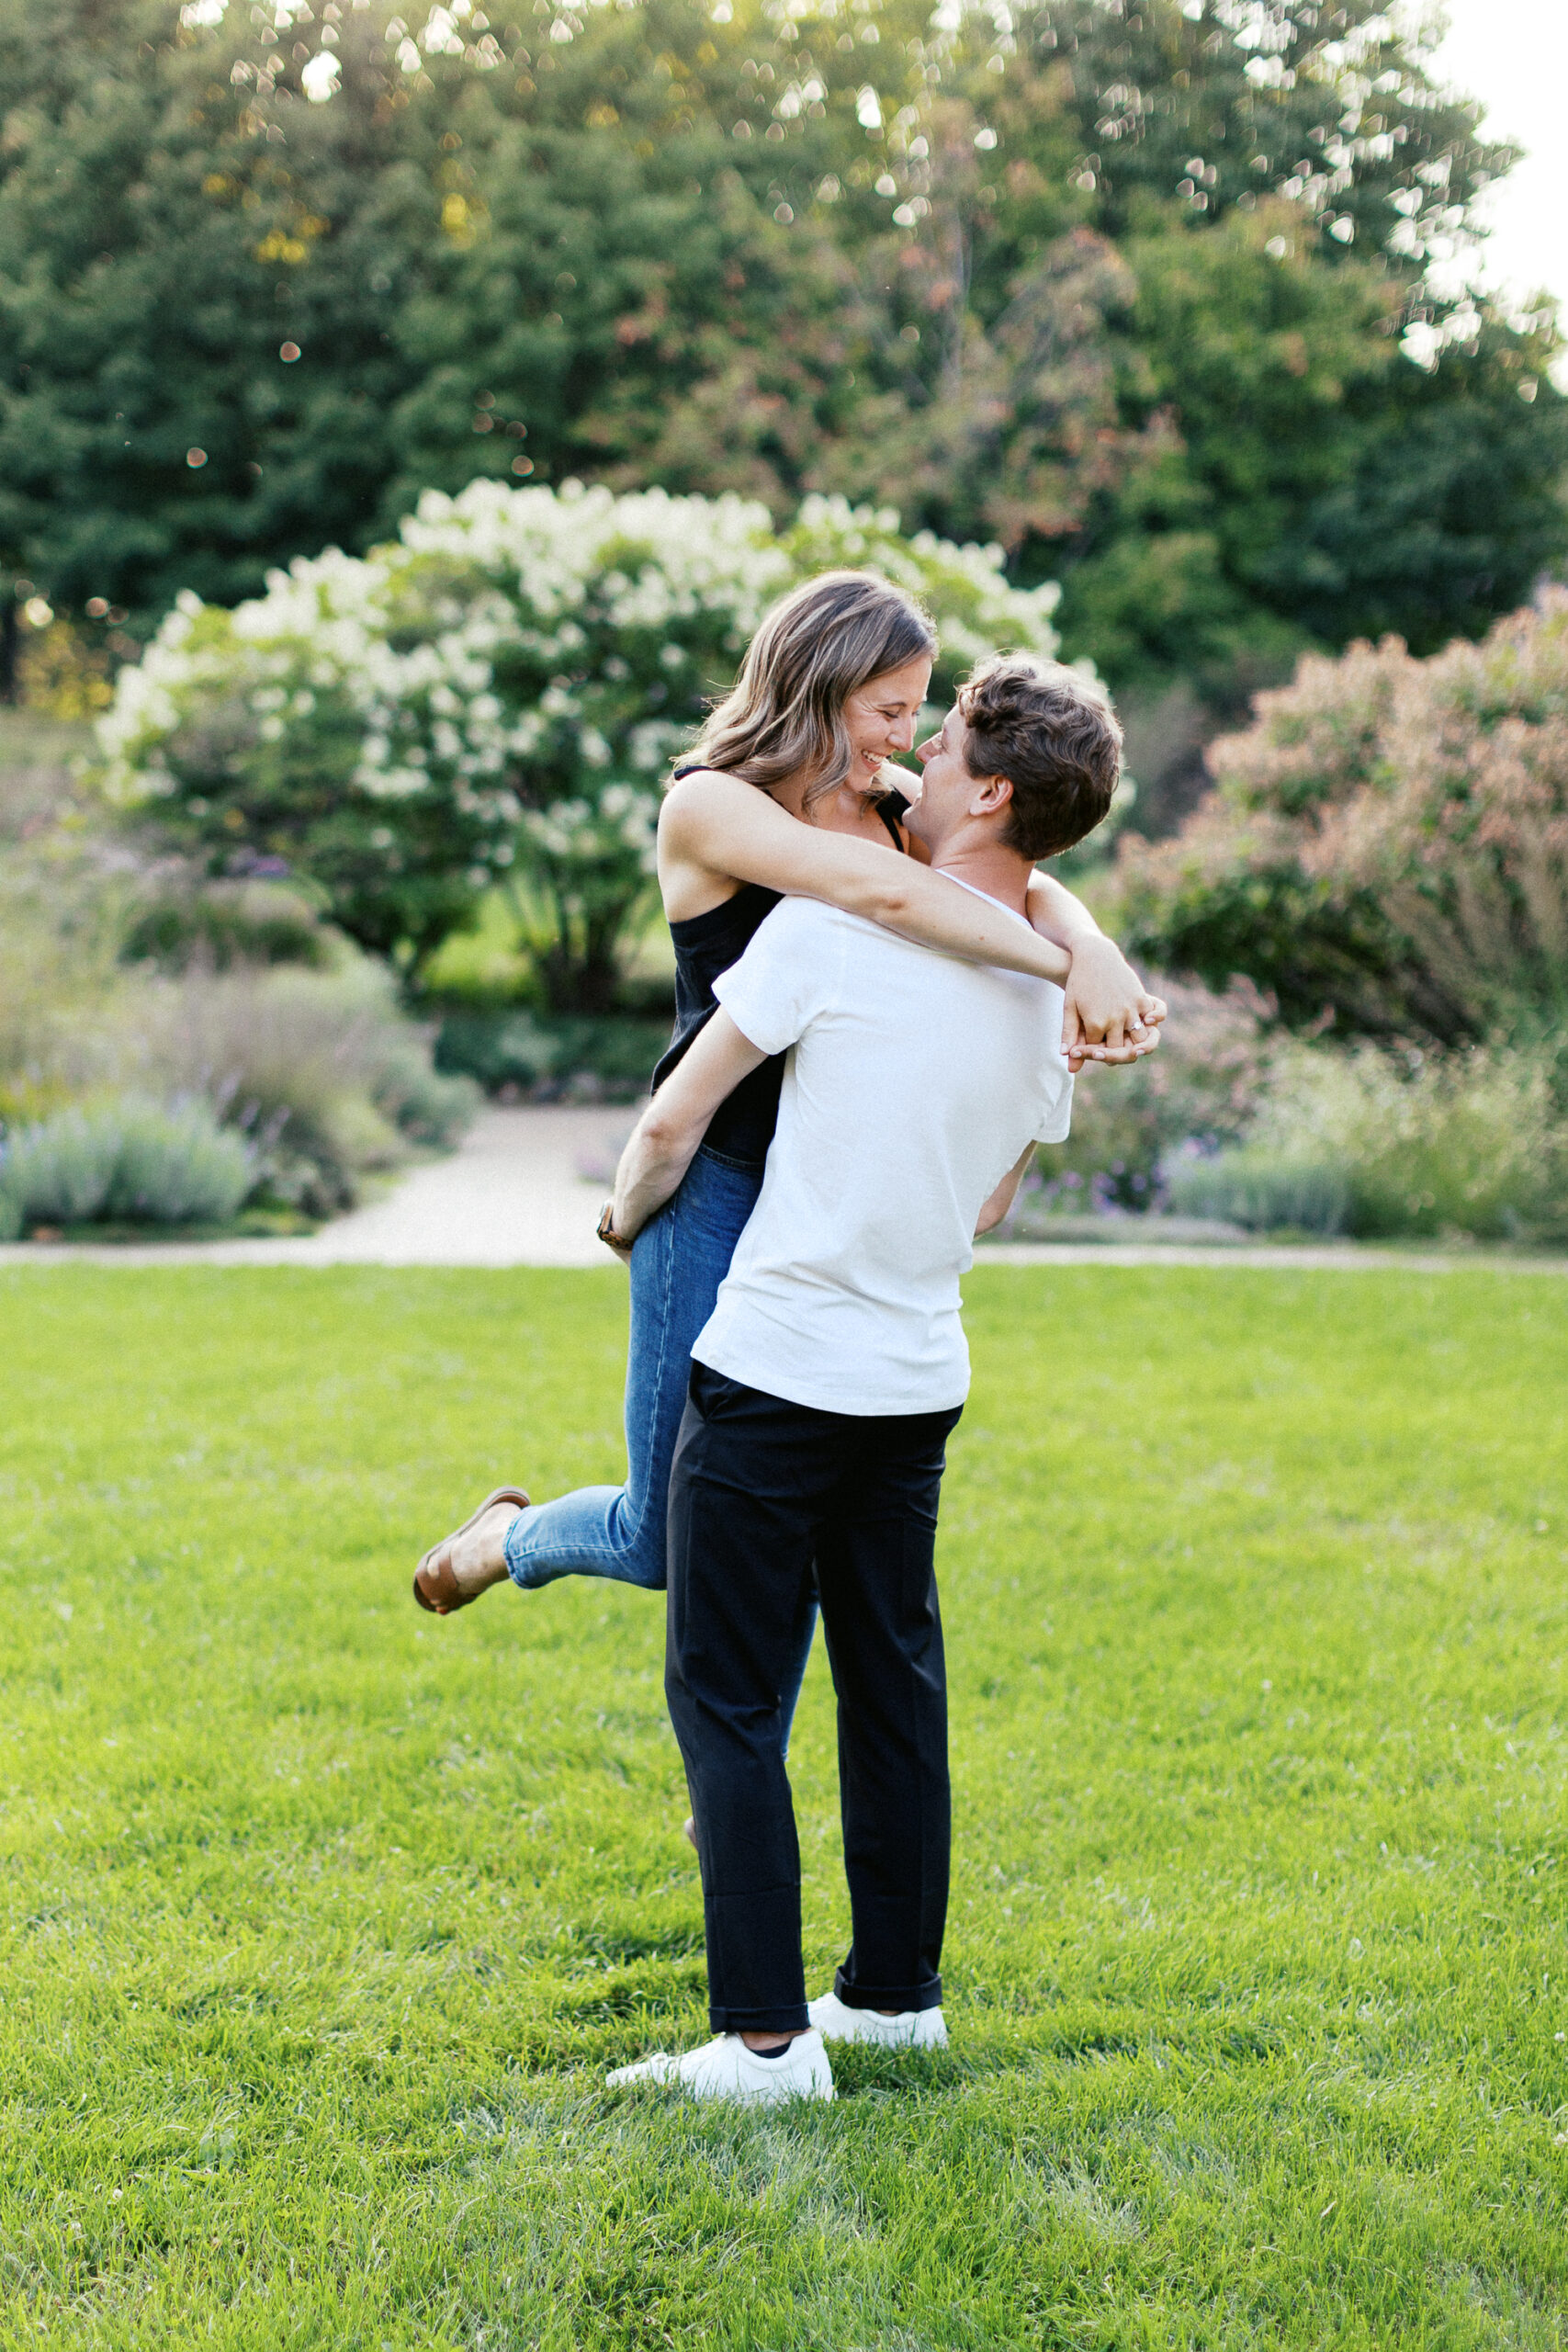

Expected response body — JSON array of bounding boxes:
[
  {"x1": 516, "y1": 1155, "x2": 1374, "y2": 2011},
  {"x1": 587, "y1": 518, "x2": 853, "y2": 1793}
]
[{"x1": 748, "y1": 895, "x2": 869, "y2": 950}]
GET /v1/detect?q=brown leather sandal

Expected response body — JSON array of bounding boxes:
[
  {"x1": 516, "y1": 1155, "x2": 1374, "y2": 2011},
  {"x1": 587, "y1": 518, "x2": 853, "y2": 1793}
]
[{"x1": 412, "y1": 1486, "x2": 531, "y2": 1616}]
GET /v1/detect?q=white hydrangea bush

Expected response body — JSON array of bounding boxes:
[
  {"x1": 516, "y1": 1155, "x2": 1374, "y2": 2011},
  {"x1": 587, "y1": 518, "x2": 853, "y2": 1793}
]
[
  {"x1": 782, "y1": 495, "x2": 1062, "y2": 691},
  {"x1": 99, "y1": 481, "x2": 1062, "y2": 1005}
]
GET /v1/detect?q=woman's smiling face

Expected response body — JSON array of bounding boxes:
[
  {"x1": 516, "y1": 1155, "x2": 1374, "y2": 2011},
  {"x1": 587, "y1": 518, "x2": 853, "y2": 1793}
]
[{"x1": 840, "y1": 655, "x2": 932, "y2": 788}]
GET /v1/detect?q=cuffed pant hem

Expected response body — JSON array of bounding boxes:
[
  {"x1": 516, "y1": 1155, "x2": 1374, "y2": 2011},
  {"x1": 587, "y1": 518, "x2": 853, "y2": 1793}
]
[
  {"x1": 502, "y1": 1503, "x2": 669, "y2": 1594},
  {"x1": 708, "y1": 2003, "x2": 811, "y2": 2036},
  {"x1": 505, "y1": 1551, "x2": 668, "y2": 1594},
  {"x1": 833, "y1": 1966, "x2": 943, "y2": 2014}
]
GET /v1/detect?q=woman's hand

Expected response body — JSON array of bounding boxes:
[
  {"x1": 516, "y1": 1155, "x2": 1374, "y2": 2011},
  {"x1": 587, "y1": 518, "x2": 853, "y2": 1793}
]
[
  {"x1": 1061, "y1": 935, "x2": 1167, "y2": 1072},
  {"x1": 596, "y1": 1200, "x2": 636, "y2": 1262},
  {"x1": 1023, "y1": 871, "x2": 1165, "y2": 1069}
]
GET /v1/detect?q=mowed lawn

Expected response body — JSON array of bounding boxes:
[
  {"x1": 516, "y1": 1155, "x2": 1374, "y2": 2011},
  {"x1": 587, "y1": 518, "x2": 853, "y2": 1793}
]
[{"x1": 2, "y1": 1265, "x2": 1566, "y2": 2350}]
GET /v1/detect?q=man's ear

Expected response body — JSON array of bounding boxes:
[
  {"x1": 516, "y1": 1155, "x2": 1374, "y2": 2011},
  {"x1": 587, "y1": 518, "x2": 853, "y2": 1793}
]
[{"x1": 969, "y1": 771, "x2": 1014, "y2": 821}]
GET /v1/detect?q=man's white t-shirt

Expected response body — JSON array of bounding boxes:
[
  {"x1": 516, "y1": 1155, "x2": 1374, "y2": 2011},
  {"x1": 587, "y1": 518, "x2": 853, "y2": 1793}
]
[{"x1": 691, "y1": 886, "x2": 1073, "y2": 1416}]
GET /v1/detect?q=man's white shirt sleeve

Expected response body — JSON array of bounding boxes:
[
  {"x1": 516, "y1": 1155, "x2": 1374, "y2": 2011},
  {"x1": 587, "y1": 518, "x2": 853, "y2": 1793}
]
[
  {"x1": 710, "y1": 898, "x2": 840, "y2": 1057},
  {"x1": 1034, "y1": 1073, "x2": 1073, "y2": 1147}
]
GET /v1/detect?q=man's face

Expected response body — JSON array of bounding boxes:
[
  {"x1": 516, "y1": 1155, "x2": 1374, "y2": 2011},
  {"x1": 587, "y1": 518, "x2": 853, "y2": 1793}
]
[{"x1": 903, "y1": 703, "x2": 981, "y2": 852}]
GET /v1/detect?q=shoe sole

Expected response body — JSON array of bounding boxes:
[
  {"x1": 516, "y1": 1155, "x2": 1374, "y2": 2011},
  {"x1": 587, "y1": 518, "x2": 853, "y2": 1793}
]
[
  {"x1": 810, "y1": 2009, "x2": 947, "y2": 2051},
  {"x1": 607, "y1": 2070, "x2": 833, "y2": 2102}
]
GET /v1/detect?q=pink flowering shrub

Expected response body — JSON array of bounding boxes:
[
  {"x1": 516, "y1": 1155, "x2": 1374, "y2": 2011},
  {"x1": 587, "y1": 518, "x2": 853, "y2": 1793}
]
[
  {"x1": 1114, "y1": 593, "x2": 1568, "y2": 1044},
  {"x1": 1318, "y1": 600, "x2": 1568, "y2": 1034}
]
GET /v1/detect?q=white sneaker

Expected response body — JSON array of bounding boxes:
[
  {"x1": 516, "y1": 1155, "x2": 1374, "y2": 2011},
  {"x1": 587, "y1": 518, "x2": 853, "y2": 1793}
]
[
  {"x1": 606, "y1": 2029, "x2": 835, "y2": 2104},
  {"x1": 807, "y1": 1990, "x2": 948, "y2": 2049}
]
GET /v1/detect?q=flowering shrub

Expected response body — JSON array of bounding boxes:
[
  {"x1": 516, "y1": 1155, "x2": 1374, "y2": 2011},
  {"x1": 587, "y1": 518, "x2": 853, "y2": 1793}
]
[
  {"x1": 1113, "y1": 592, "x2": 1568, "y2": 1044},
  {"x1": 1324, "y1": 601, "x2": 1568, "y2": 1040},
  {"x1": 98, "y1": 483, "x2": 1063, "y2": 1009},
  {"x1": 0, "y1": 865, "x2": 476, "y2": 1218},
  {"x1": 119, "y1": 961, "x2": 479, "y2": 1216}
]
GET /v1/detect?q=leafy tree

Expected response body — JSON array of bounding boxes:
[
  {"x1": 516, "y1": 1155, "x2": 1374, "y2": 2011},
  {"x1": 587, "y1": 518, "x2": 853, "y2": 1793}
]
[
  {"x1": 0, "y1": 1, "x2": 416, "y2": 626},
  {"x1": 927, "y1": 1, "x2": 1568, "y2": 689},
  {"x1": 1049, "y1": 209, "x2": 1565, "y2": 691},
  {"x1": 993, "y1": 0, "x2": 1509, "y2": 264},
  {"x1": 2, "y1": 0, "x2": 1563, "y2": 718}
]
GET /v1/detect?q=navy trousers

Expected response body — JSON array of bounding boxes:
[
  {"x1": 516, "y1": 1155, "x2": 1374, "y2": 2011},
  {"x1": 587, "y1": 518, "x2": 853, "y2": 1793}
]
[{"x1": 666, "y1": 1361, "x2": 961, "y2": 2036}]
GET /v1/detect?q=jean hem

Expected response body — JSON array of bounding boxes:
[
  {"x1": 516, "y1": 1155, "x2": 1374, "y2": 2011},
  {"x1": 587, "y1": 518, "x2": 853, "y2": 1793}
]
[
  {"x1": 708, "y1": 2005, "x2": 811, "y2": 2036},
  {"x1": 506, "y1": 1551, "x2": 667, "y2": 1594}
]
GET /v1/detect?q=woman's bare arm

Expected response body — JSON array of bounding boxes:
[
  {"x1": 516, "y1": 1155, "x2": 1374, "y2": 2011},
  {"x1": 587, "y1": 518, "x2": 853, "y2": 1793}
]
[
  {"x1": 1024, "y1": 870, "x2": 1168, "y2": 1063},
  {"x1": 660, "y1": 770, "x2": 1070, "y2": 984},
  {"x1": 606, "y1": 1012, "x2": 768, "y2": 1249}
]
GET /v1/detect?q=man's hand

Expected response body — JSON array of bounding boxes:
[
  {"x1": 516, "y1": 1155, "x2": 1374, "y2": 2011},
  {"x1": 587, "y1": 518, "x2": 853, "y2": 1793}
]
[{"x1": 1061, "y1": 935, "x2": 1166, "y2": 1072}]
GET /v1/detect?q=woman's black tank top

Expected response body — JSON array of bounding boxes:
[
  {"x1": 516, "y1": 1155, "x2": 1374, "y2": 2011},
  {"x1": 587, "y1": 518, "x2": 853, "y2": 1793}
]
[{"x1": 652, "y1": 768, "x2": 910, "y2": 1169}]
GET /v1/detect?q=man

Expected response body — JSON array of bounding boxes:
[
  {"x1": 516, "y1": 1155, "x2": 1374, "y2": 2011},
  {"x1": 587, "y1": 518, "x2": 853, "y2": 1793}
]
[{"x1": 604, "y1": 655, "x2": 1123, "y2": 2103}]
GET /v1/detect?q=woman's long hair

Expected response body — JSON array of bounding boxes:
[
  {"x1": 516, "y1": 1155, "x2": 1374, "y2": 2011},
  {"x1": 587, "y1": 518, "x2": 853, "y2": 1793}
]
[{"x1": 686, "y1": 571, "x2": 937, "y2": 813}]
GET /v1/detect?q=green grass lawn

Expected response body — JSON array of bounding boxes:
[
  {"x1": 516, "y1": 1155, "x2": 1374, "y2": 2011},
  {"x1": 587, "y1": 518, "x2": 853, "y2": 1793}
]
[{"x1": 3, "y1": 1266, "x2": 1566, "y2": 2349}]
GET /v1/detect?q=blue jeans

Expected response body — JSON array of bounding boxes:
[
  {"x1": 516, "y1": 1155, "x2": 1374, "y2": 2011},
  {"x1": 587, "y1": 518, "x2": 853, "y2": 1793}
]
[{"x1": 503, "y1": 1147, "x2": 818, "y2": 1735}]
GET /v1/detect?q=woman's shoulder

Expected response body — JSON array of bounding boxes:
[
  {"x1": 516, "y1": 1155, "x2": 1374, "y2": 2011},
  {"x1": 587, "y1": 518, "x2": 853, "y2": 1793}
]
[
  {"x1": 662, "y1": 762, "x2": 742, "y2": 818},
  {"x1": 668, "y1": 760, "x2": 740, "y2": 788},
  {"x1": 660, "y1": 763, "x2": 770, "y2": 864}
]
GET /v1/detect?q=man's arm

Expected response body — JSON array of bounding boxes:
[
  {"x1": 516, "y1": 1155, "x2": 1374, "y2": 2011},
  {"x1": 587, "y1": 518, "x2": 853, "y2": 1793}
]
[
  {"x1": 603, "y1": 1012, "x2": 769, "y2": 1255},
  {"x1": 975, "y1": 1143, "x2": 1038, "y2": 1237}
]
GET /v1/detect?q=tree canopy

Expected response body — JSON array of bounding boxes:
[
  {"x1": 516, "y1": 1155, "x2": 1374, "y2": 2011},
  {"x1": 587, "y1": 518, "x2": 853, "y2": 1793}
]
[{"x1": 2, "y1": 0, "x2": 1562, "y2": 707}]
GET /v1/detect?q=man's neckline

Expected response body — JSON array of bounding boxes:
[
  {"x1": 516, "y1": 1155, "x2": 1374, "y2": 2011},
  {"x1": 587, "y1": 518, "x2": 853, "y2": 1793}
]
[{"x1": 934, "y1": 868, "x2": 1032, "y2": 927}]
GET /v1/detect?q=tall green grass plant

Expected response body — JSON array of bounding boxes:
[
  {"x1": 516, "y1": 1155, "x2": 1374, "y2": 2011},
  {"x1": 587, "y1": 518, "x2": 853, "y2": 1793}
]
[{"x1": 1170, "y1": 1043, "x2": 1568, "y2": 1240}]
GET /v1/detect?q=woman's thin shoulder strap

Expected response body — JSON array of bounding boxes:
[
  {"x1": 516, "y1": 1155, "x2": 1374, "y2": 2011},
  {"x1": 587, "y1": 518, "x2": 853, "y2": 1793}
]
[{"x1": 876, "y1": 787, "x2": 911, "y2": 852}]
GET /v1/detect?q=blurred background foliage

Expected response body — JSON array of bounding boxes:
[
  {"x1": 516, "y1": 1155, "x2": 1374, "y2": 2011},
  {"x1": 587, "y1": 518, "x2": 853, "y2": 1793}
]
[
  {"x1": 0, "y1": 715, "x2": 478, "y2": 1231},
  {"x1": 2, "y1": 0, "x2": 1564, "y2": 825},
  {"x1": 1114, "y1": 590, "x2": 1568, "y2": 1048}
]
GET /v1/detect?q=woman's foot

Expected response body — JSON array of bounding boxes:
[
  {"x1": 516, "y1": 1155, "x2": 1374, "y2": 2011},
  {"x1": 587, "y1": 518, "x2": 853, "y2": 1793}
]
[{"x1": 412, "y1": 1486, "x2": 530, "y2": 1615}]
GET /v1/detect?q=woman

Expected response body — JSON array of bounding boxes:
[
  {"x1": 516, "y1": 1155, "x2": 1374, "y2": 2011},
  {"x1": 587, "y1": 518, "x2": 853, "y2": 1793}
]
[{"x1": 413, "y1": 572, "x2": 1161, "y2": 1622}]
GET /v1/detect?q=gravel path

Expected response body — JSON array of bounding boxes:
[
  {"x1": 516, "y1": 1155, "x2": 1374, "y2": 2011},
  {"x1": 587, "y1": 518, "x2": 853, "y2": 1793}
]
[{"x1": 1, "y1": 1105, "x2": 1563, "y2": 1272}]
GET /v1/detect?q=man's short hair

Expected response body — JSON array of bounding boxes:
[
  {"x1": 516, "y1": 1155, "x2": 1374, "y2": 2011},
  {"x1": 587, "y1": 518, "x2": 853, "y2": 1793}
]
[{"x1": 957, "y1": 655, "x2": 1122, "y2": 861}]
